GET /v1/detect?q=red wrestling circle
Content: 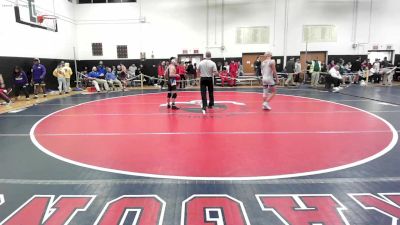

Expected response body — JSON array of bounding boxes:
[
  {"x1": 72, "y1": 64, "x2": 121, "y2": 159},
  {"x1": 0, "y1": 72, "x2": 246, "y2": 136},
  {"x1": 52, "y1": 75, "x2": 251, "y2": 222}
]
[{"x1": 31, "y1": 92, "x2": 397, "y2": 180}]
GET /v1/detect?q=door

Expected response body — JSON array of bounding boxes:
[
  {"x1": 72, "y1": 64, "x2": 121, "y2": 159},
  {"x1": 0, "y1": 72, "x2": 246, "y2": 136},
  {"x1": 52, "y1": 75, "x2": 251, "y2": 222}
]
[
  {"x1": 300, "y1": 51, "x2": 327, "y2": 72},
  {"x1": 242, "y1": 53, "x2": 264, "y2": 75}
]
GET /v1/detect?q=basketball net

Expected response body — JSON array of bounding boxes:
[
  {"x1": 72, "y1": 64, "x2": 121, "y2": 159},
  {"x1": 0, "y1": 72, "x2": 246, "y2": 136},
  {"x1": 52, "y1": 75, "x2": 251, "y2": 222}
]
[{"x1": 37, "y1": 15, "x2": 57, "y2": 31}]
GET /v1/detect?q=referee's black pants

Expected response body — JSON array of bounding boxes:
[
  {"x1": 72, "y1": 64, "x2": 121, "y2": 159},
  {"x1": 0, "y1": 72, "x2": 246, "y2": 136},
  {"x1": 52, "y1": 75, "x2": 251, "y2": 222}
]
[{"x1": 200, "y1": 77, "x2": 214, "y2": 109}]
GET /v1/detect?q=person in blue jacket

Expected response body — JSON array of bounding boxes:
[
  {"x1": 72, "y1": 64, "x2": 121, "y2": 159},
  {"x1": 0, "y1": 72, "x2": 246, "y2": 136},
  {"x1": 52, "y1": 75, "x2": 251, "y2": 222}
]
[
  {"x1": 97, "y1": 61, "x2": 106, "y2": 76},
  {"x1": 105, "y1": 67, "x2": 122, "y2": 91},
  {"x1": 88, "y1": 67, "x2": 110, "y2": 92}
]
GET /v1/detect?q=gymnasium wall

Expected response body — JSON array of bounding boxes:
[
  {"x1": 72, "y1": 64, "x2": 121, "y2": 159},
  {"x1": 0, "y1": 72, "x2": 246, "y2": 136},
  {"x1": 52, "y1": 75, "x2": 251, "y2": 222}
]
[
  {"x1": 0, "y1": 0, "x2": 75, "y2": 59},
  {"x1": 0, "y1": 0, "x2": 399, "y2": 65},
  {"x1": 74, "y1": 0, "x2": 400, "y2": 60}
]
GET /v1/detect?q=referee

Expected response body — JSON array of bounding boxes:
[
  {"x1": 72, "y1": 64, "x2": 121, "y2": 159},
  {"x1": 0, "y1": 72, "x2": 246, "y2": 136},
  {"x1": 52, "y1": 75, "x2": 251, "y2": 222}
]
[{"x1": 197, "y1": 51, "x2": 218, "y2": 114}]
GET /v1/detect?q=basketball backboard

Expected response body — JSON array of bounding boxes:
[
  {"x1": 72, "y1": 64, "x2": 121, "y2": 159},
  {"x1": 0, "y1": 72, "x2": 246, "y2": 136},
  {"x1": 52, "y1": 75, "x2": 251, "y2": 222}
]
[{"x1": 14, "y1": 0, "x2": 58, "y2": 32}]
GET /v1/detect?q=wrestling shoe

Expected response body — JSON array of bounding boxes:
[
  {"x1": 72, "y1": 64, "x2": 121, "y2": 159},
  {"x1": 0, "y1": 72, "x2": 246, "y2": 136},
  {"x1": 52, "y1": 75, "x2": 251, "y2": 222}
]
[
  {"x1": 172, "y1": 105, "x2": 180, "y2": 110},
  {"x1": 263, "y1": 102, "x2": 271, "y2": 110}
]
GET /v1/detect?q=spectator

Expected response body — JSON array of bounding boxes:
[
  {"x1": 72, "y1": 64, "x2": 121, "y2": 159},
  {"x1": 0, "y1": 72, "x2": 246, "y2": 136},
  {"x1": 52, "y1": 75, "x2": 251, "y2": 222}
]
[
  {"x1": 178, "y1": 61, "x2": 187, "y2": 89},
  {"x1": 220, "y1": 67, "x2": 232, "y2": 87},
  {"x1": 381, "y1": 67, "x2": 396, "y2": 86},
  {"x1": 0, "y1": 74, "x2": 11, "y2": 105},
  {"x1": 128, "y1": 64, "x2": 137, "y2": 79},
  {"x1": 351, "y1": 57, "x2": 362, "y2": 84},
  {"x1": 63, "y1": 62, "x2": 73, "y2": 94},
  {"x1": 12, "y1": 66, "x2": 30, "y2": 101},
  {"x1": 216, "y1": 62, "x2": 223, "y2": 72},
  {"x1": 229, "y1": 60, "x2": 238, "y2": 86},
  {"x1": 381, "y1": 57, "x2": 390, "y2": 68},
  {"x1": 294, "y1": 58, "x2": 302, "y2": 83},
  {"x1": 158, "y1": 61, "x2": 166, "y2": 89},
  {"x1": 285, "y1": 58, "x2": 295, "y2": 86},
  {"x1": 32, "y1": 58, "x2": 47, "y2": 99},
  {"x1": 253, "y1": 56, "x2": 262, "y2": 77},
  {"x1": 321, "y1": 63, "x2": 328, "y2": 72},
  {"x1": 341, "y1": 63, "x2": 353, "y2": 84},
  {"x1": 327, "y1": 65, "x2": 343, "y2": 92},
  {"x1": 361, "y1": 59, "x2": 372, "y2": 81},
  {"x1": 186, "y1": 61, "x2": 196, "y2": 86},
  {"x1": 105, "y1": 67, "x2": 122, "y2": 90},
  {"x1": 328, "y1": 60, "x2": 335, "y2": 70},
  {"x1": 53, "y1": 63, "x2": 67, "y2": 95},
  {"x1": 394, "y1": 63, "x2": 400, "y2": 81},
  {"x1": 81, "y1": 66, "x2": 89, "y2": 75},
  {"x1": 116, "y1": 65, "x2": 127, "y2": 91},
  {"x1": 224, "y1": 61, "x2": 230, "y2": 73},
  {"x1": 309, "y1": 58, "x2": 322, "y2": 87},
  {"x1": 370, "y1": 59, "x2": 381, "y2": 83},
  {"x1": 88, "y1": 66, "x2": 110, "y2": 92},
  {"x1": 238, "y1": 61, "x2": 244, "y2": 77},
  {"x1": 97, "y1": 61, "x2": 106, "y2": 75}
]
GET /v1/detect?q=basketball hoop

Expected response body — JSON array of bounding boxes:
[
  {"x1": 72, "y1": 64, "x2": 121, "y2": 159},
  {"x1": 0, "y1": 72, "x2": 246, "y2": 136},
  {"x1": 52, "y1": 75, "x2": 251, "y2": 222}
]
[
  {"x1": 36, "y1": 15, "x2": 58, "y2": 32},
  {"x1": 37, "y1": 15, "x2": 57, "y2": 24}
]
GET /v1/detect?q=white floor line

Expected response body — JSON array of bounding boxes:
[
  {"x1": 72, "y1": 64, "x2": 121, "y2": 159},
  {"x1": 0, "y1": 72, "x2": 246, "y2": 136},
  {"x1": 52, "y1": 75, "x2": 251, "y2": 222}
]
[
  {"x1": 2, "y1": 130, "x2": 399, "y2": 137},
  {"x1": 37, "y1": 99, "x2": 373, "y2": 106},
  {"x1": 2, "y1": 110, "x2": 400, "y2": 117},
  {"x1": 1, "y1": 176, "x2": 400, "y2": 185},
  {"x1": 29, "y1": 130, "x2": 395, "y2": 136}
]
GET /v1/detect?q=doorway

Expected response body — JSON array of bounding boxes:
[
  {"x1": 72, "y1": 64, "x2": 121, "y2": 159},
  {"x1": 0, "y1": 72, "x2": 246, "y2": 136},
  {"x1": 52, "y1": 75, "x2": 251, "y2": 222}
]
[
  {"x1": 242, "y1": 52, "x2": 264, "y2": 75},
  {"x1": 367, "y1": 50, "x2": 394, "y2": 63},
  {"x1": 300, "y1": 51, "x2": 327, "y2": 72}
]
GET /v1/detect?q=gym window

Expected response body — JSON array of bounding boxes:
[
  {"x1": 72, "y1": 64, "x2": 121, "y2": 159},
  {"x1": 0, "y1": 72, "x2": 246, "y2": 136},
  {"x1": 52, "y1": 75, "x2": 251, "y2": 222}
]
[
  {"x1": 303, "y1": 25, "x2": 337, "y2": 43},
  {"x1": 92, "y1": 43, "x2": 103, "y2": 56}
]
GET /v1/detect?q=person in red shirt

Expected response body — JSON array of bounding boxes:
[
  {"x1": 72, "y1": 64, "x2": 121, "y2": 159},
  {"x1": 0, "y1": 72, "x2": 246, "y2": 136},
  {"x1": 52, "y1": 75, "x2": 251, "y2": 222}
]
[
  {"x1": 0, "y1": 74, "x2": 11, "y2": 105},
  {"x1": 157, "y1": 61, "x2": 166, "y2": 89},
  {"x1": 229, "y1": 60, "x2": 238, "y2": 86},
  {"x1": 220, "y1": 68, "x2": 233, "y2": 87},
  {"x1": 178, "y1": 62, "x2": 186, "y2": 89}
]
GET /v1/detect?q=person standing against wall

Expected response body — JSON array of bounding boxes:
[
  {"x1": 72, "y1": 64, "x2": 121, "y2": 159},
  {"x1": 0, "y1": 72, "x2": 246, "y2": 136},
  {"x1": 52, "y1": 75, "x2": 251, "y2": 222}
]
[
  {"x1": 285, "y1": 58, "x2": 296, "y2": 86},
  {"x1": 229, "y1": 60, "x2": 238, "y2": 86},
  {"x1": 63, "y1": 62, "x2": 73, "y2": 94},
  {"x1": 238, "y1": 61, "x2": 244, "y2": 77},
  {"x1": 186, "y1": 61, "x2": 196, "y2": 86},
  {"x1": 310, "y1": 58, "x2": 322, "y2": 87},
  {"x1": 254, "y1": 56, "x2": 262, "y2": 78},
  {"x1": 178, "y1": 61, "x2": 187, "y2": 89},
  {"x1": 198, "y1": 51, "x2": 218, "y2": 114},
  {"x1": 294, "y1": 58, "x2": 302, "y2": 84},
  {"x1": 53, "y1": 63, "x2": 67, "y2": 95},
  {"x1": 32, "y1": 58, "x2": 47, "y2": 99},
  {"x1": 157, "y1": 61, "x2": 166, "y2": 90}
]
